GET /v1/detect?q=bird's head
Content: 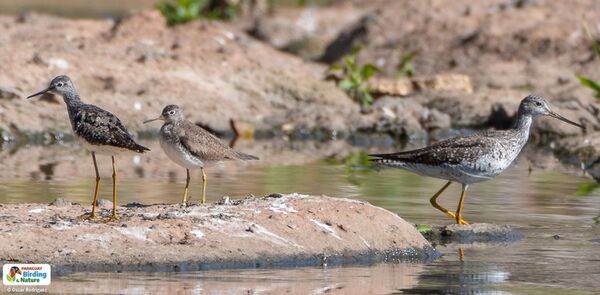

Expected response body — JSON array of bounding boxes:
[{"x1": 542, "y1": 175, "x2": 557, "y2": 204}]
[
  {"x1": 9, "y1": 266, "x2": 21, "y2": 276},
  {"x1": 144, "y1": 104, "x2": 184, "y2": 124},
  {"x1": 519, "y1": 95, "x2": 583, "y2": 129},
  {"x1": 27, "y1": 75, "x2": 76, "y2": 99}
]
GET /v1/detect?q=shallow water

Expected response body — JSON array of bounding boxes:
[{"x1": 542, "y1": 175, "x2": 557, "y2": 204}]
[{"x1": 1, "y1": 139, "x2": 599, "y2": 294}]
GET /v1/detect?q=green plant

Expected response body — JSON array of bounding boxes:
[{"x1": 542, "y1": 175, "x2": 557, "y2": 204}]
[
  {"x1": 415, "y1": 224, "x2": 433, "y2": 234},
  {"x1": 327, "y1": 48, "x2": 380, "y2": 108},
  {"x1": 156, "y1": 0, "x2": 237, "y2": 26},
  {"x1": 575, "y1": 182, "x2": 600, "y2": 196},
  {"x1": 396, "y1": 50, "x2": 418, "y2": 78},
  {"x1": 576, "y1": 26, "x2": 600, "y2": 99},
  {"x1": 343, "y1": 151, "x2": 374, "y2": 172},
  {"x1": 576, "y1": 76, "x2": 600, "y2": 99}
]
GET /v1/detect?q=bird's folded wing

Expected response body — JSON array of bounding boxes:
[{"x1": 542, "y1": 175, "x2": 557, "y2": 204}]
[
  {"x1": 179, "y1": 122, "x2": 240, "y2": 161},
  {"x1": 370, "y1": 136, "x2": 495, "y2": 166},
  {"x1": 73, "y1": 104, "x2": 144, "y2": 150}
]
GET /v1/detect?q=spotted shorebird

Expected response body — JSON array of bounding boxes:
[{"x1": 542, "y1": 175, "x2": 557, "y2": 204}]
[
  {"x1": 27, "y1": 75, "x2": 149, "y2": 220},
  {"x1": 144, "y1": 105, "x2": 258, "y2": 204},
  {"x1": 370, "y1": 95, "x2": 584, "y2": 224}
]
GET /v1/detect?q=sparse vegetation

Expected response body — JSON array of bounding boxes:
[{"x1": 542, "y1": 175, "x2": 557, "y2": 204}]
[
  {"x1": 415, "y1": 224, "x2": 433, "y2": 234},
  {"x1": 156, "y1": 0, "x2": 237, "y2": 26},
  {"x1": 326, "y1": 47, "x2": 380, "y2": 108},
  {"x1": 396, "y1": 50, "x2": 418, "y2": 78},
  {"x1": 576, "y1": 27, "x2": 600, "y2": 99},
  {"x1": 575, "y1": 182, "x2": 600, "y2": 196},
  {"x1": 343, "y1": 151, "x2": 374, "y2": 172}
]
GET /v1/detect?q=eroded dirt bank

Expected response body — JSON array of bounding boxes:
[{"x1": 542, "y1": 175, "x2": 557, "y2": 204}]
[{"x1": 0, "y1": 193, "x2": 437, "y2": 275}]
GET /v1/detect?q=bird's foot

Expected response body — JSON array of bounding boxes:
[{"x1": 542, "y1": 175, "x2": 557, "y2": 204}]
[
  {"x1": 78, "y1": 213, "x2": 99, "y2": 222},
  {"x1": 444, "y1": 212, "x2": 470, "y2": 225},
  {"x1": 106, "y1": 214, "x2": 120, "y2": 222},
  {"x1": 457, "y1": 219, "x2": 470, "y2": 225}
]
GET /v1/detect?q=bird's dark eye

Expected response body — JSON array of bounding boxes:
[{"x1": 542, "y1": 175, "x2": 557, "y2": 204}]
[
  {"x1": 57, "y1": 82, "x2": 64, "y2": 87},
  {"x1": 535, "y1": 101, "x2": 542, "y2": 106},
  {"x1": 169, "y1": 111, "x2": 175, "y2": 115}
]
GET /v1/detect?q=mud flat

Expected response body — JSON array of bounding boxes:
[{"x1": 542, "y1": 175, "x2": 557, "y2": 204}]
[{"x1": 0, "y1": 193, "x2": 438, "y2": 275}]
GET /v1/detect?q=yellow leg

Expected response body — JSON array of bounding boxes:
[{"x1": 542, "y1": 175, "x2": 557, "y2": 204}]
[
  {"x1": 201, "y1": 168, "x2": 207, "y2": 204},
  {"x1": 89, "y1": 152, "x2": 100, "y2": 220},
  {"x1": 429, "y1": 181, "x2": 469, "y2": 225},
  {"x1": 110, "y1": 156, "x2": 119, "y2": 221},
  {"x1": 429, "y1": 181, "x2": 456, "y2": 219},
  {"x1": 455, "y1": 184, "x2": 469, "y2": 225},
  {"x1": 458, "y1": 248, "x2": 465, "y2": 262},
  {"x1": 182, "y1": 168, "x2": 190, "y2": 204}
]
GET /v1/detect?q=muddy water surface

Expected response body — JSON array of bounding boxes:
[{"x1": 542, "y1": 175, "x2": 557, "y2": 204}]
[{"x1": 0, "y1": 140, "x2": 599, "y2": 294}]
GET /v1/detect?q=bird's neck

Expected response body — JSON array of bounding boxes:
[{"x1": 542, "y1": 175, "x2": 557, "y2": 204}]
[
  {"x1": 62, "y1": 92, "x2": 82, "y2": 107},
  {"x1": 512, "y1": 111, "x2": 533, "y2": 144}
]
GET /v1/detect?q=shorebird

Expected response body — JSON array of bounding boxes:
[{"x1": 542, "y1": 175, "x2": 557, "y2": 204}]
[
  {"x1": 27, "y1": 75, "x2": 149, "y2": 220},
  {"x1": 144, "y1": 105, "x2": 258, "y2": 204},
  {"x1": 370, "y1": 95, "x2": 584, "y2": 224}
]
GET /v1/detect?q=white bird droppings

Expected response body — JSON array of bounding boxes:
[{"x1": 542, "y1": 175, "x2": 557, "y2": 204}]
[
  {"x1": 191, "y1": 229, "x2": 205, "y2": 240},
  {"x1": 310, "y1": 219, "x2": 342, "y2": 240},
  {"x1": 134, "y1": 102, "x2": 142, "y2": 111},
  {"x1": 117, "y1": 227, "x2": 151, "y2": 242}
]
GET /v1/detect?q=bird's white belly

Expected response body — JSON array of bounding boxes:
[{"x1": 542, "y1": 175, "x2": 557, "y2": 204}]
[
  {"x1": 402, "y1": 163, "x2": 497, "y2": 185},
  {"x1": 159, "y1": 136, "x2": 204, "y2": 169},
  {"x1": 76, "y1": 135, "x2": 131, "y2": 155}
]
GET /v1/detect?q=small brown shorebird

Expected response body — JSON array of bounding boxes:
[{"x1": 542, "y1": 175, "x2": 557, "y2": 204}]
[
  {"x1": 370, "y1": 95, "x2": 584, "y2": 224},
  {"x1": 28, "y1": 75, "x2": 149, "y2": 220},
  {"x1": 144, "y1": 105, "x2": 258, "y2": 204}
]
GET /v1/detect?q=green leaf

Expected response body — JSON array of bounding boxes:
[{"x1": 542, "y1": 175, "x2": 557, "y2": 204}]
[
  {"x1": 344, "y1": 56, "x2": 356, "y2": 73},
  {"x1": 339, "y1": 79, "x2": 354, "y2": 91},
  {"x1": 576, "y1": 75, "x2": 600, "y2": 98},
  {"x1": 415, "y1": 224, "x2": 433, "y2": 234},
  {"x1": 361, "y1": 64, "x2": 380, "y2": 80},
  {"x1": 592, "y1": 40, "x2": 600, "y2": 58},
  {"x1": 328, "y1": 63, "x2": 342, "y2": 72},
  {"x1": 350, "y1": 46, "x2": 362, "y2": 56},
  {"x1": 360, "y1": 91, "x2": 373, "y2": 107},
  {"x1": 397, "y1": 50, "x2": 418, "y2": 78}
]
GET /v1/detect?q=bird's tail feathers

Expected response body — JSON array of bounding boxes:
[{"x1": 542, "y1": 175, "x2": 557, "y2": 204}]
[
  {"x1": 134, "y1": 144, "x2": 151, "y2": 153},
  {"x1": 368, "y1": 153, "x2": 407, "y2": 168},
  {"x1": 236, "y1": 151, "x2": 259, "y2": 161}
]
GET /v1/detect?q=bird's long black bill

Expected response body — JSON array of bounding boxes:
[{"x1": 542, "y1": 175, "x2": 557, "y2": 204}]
[
  {"x1": 549, "y1": 111, "x2": 585, "y2": 129},
  {"x1": 143, "y1": 116, "x2": 163, "y2": 124},
  {"x1": 26, "y1": 87, "x2": 50, "y2": 99}
]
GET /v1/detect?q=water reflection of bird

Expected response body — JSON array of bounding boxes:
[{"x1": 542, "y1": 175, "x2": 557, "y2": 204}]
[
  {"x1": 370, "y1": 95, "x2": 584, "y2": 224},
  {"x1": 144, "y1": 105, "x2": 258, "y2": 204},
  {"x1": 28, "y1": 75, "x2": 149, "y2": 220}
]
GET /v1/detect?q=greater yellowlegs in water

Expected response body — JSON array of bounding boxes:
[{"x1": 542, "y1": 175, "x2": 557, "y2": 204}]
[
  {"x1": 370, "y1": 95, "x2": 584, "y2": 224},
  {"x1": 144, "y1": 105, "x2": 258, "y2": 204},
  {"x1": 27, "y1": 75, "x2": 149, "y2": 220}
]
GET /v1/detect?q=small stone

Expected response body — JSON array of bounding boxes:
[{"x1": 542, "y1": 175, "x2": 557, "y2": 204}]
[
  {"x1": 431, "y1": 223, "x2": 522, "y2": 244},
  {"x1": 266, "y1": 193, "x2": 284, "y2": 199},
  {"x1": 50, "y1": 198, "x2": 72, "y2": 207},
  {"x1": 141, "y1": 213, "x2": 159, "y2": 221},
  {"x1": 125, "y1": 202, "x2": 144, "y2": 208},
  {"x1": 95, "y1": 199, "x2": 113, "y2": 208}
]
